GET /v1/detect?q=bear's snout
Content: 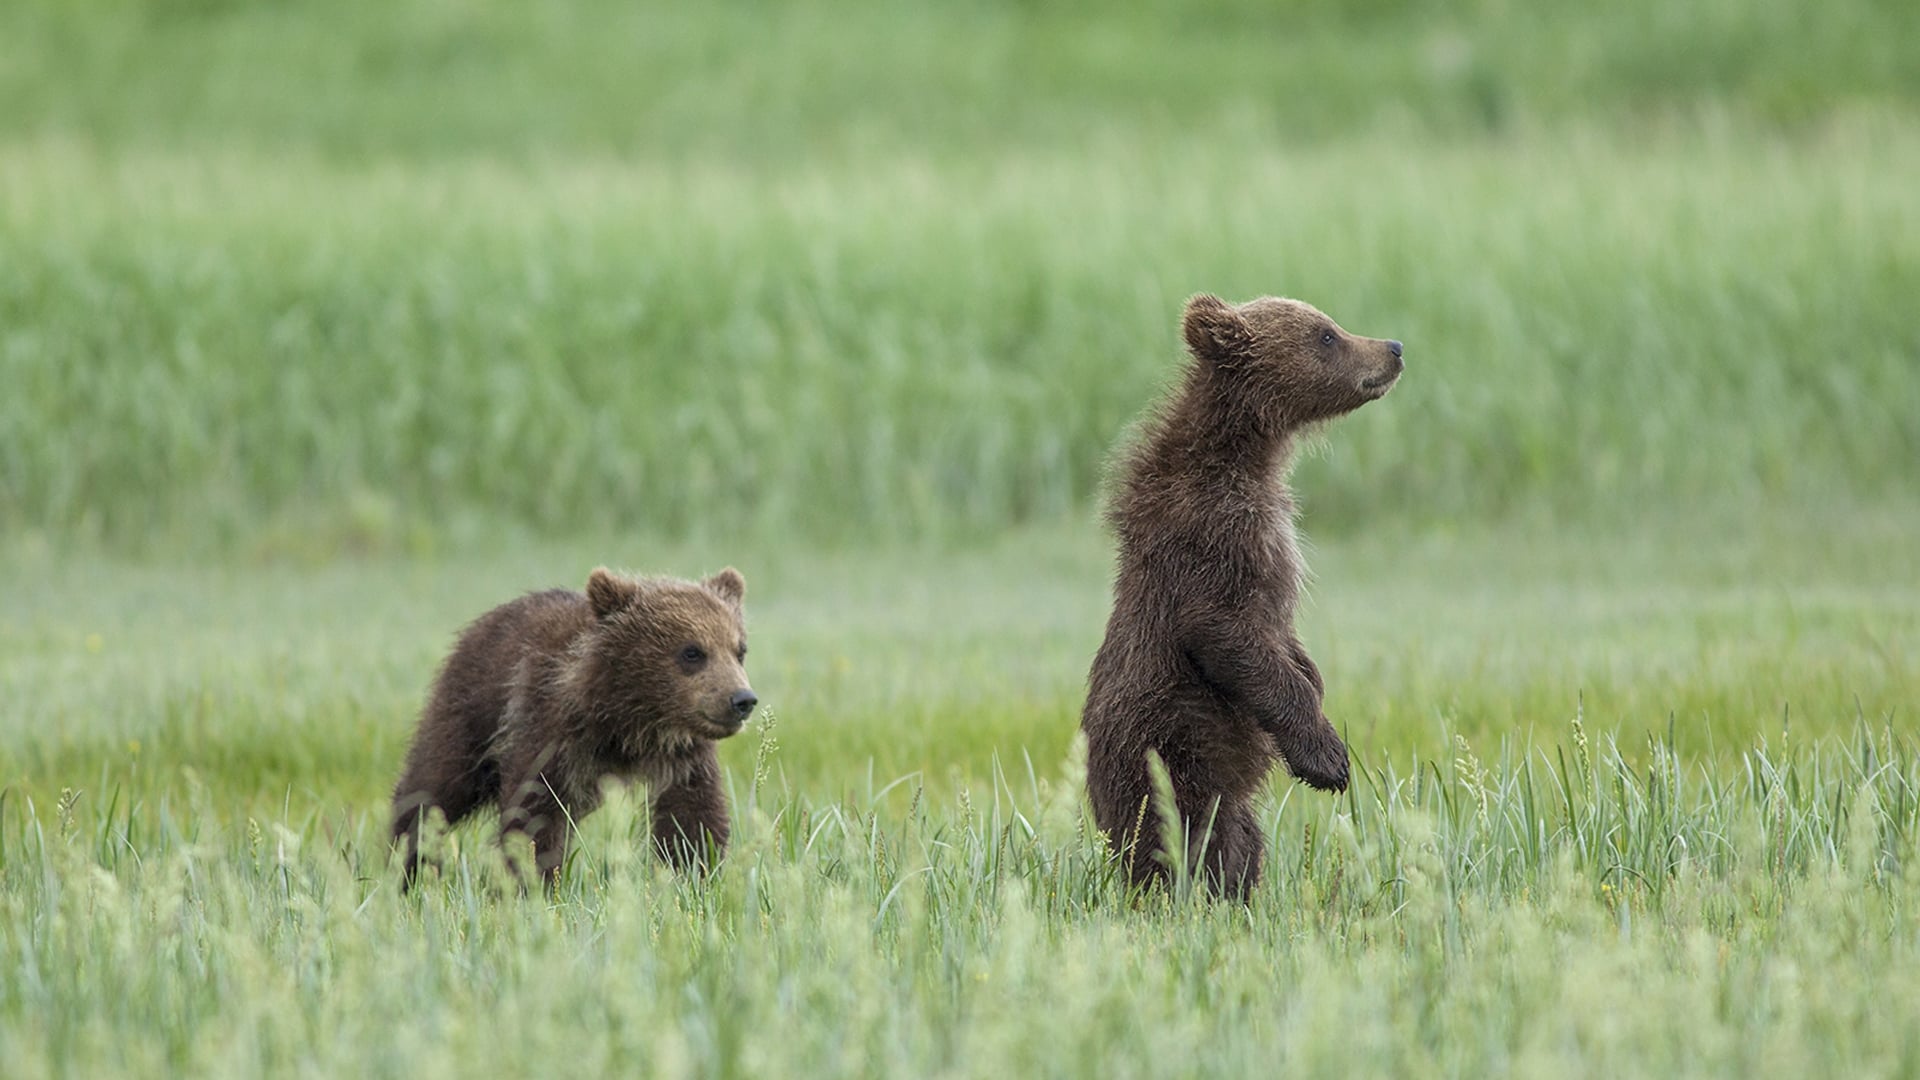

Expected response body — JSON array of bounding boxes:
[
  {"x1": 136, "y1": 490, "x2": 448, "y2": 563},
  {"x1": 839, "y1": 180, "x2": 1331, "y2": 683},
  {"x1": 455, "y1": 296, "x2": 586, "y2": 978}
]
[
  {"x1": 1359, "y1": 340, "x2": 1404, "y2": 397},
  {"x1": 704, "y1": 688, "x2": 757, "y2": 737},
  {"x1": 692, "y1": 670, "x2": 756, "y2": 738},
  {"x1": 728, "y1": 689, "x2": 758, "y2": 722}
]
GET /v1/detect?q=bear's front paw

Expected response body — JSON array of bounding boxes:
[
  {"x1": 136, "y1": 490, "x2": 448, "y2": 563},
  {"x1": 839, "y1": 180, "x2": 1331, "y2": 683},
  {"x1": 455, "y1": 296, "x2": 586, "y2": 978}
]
[{"x1": 1286, "y1": 729, "x2": 1350, "y2": 793}]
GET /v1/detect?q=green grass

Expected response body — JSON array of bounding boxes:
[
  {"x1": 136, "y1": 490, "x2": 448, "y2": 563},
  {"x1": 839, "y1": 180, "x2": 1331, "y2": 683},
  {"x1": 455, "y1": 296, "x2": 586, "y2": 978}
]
[
  {"x1": 6, "y1": 737, "x2": 1920, "y2": 1076},
  {"x1": 3, "y1": 2, "x2": 1918, "y2": 549},
  {"x1": 4, "y1": 518, "x2": 1916, "y2": 1073},
  {"x1": 5, "y1": 0, "x2": 1917, "y2": 158},
  {"x1": 3, "y1": 527, "x2": 1918, "y2": 1074},
  {"x1": 5, "y1": 515, "x2": 1914, "y2": 812},
  {"x1": 4, "y1": 129, "x2": 1917, "y2": 547},
  {"x1": 5, "y1": 0, "x2": 1919, "y2": 1073}
]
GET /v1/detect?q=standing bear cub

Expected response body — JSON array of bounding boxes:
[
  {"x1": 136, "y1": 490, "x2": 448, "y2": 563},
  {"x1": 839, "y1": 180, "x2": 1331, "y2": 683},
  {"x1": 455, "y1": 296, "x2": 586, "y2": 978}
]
[
  {"x1": 1082, "y1": 294, "x2": 1403, "y2": 899},
  {"x1": 392, "y1": 566, "x2": 756, "y2": 887}
]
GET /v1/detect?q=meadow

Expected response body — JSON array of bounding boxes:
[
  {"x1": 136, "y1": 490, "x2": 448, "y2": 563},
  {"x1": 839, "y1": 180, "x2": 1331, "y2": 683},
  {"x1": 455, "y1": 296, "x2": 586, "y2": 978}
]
[{"x1": 3, "y1": 0, "x2": 1919, "y2": 1074}]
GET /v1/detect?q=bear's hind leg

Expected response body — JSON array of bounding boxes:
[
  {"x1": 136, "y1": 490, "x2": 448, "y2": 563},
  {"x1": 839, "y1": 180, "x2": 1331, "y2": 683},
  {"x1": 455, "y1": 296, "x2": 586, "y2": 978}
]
[
  {"x1": 1196, "y1": 798, "x2": 1264, "y2": 901},
  {"x1": 391, "y1": 755, "x2": 495, "y2": 890}
]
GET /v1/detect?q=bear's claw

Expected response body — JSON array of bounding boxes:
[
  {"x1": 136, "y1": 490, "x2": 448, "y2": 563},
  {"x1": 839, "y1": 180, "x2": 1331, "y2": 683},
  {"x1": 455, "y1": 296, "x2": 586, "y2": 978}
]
[{"x1": 1287, "y1": 731, "x2": 1351, "y2": 793}]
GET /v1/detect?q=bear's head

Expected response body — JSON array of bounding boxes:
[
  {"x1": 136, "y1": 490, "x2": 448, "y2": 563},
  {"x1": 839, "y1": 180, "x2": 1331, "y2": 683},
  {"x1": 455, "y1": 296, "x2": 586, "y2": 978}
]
[
  {"x1": 580, "y1": 566, "x2": 756, "y2": 751},
  {"x1": 1181, "y1": 294, "x2": 1404, "y2": 427}
]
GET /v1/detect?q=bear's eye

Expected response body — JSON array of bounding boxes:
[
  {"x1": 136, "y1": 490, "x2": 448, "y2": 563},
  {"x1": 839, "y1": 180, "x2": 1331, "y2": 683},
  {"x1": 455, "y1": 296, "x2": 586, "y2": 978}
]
[
  {"x1": 1320, "y1": 330, "x2": 1336, "y2": 346},
  {"x1": 736, "y1": 643, "x2": 748, "y2": 662},
  {"x1": 679, "y1": 644, "x2": 708, "y2": 668}
]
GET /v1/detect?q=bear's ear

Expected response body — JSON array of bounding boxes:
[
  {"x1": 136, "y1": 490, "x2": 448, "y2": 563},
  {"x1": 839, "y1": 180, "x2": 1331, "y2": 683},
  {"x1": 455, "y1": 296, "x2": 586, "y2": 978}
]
[
  {"x1": 703, "y1": 567, "x2": 746, "y2": 610},
  {"x1": 586, "y1": 567, "x2": 642, "y2": 619},
  {"x1": 1182, "y1": 293, "x2": 1252, "y2": 364}
]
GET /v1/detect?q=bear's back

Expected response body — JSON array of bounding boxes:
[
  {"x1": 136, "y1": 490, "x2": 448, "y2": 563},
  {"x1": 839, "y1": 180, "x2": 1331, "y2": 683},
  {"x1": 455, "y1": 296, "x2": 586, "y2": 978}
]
[{"x1": 429, "y1": 589, "x2": 591, "y2": 744}]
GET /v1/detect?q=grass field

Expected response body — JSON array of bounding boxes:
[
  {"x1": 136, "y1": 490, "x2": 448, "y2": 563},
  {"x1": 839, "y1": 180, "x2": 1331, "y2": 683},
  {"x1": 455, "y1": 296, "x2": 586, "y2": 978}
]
[
  {"x1": 3, "y1": 0, "x2": 1919, "y2": 1075},
  {"x1": 4, "y1": 517, "x2": 1918, "y2": 1075},
  {"x1": 4, "y1": 515, "x2": 1915, "y2": 1074},
  {"x1": 5, "y1": 131, "x2": 1918, "y2": 547}
]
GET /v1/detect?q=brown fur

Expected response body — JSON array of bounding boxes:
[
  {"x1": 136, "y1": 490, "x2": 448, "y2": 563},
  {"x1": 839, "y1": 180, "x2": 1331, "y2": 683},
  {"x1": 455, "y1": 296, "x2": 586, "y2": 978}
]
[
  {"x1": 1082, "y1": 294, "x2": 1404, "y2": 899},
  {"x1": 391, "y1": 566, "x2": 756, "y2": 888}
]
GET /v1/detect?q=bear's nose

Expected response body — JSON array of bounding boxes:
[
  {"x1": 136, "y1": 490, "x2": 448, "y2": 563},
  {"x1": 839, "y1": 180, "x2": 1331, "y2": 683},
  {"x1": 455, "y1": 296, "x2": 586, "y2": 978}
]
[
  {"x1": 1386, "y1": 339, "x2": 1403, "y2": 358},
  {"x1": 729, "y1": 690, "x2": 758, "y2": 719}
]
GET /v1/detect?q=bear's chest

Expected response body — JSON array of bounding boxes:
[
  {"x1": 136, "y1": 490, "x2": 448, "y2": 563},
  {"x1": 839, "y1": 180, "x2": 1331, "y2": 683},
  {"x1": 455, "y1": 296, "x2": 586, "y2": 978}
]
[
  {"x1": 1263, "y1": 524, "x2": 1303, "y2": 617},
  {"x1": 1244, "y1": 482, "x2": 1304, "y2": 617}
]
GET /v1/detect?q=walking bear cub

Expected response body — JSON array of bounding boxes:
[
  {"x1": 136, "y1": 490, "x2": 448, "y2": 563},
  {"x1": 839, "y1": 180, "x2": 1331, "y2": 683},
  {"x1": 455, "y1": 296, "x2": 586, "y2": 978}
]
[
  {"x1": 1082, "y1": 294, "x2": 1404, "y2": 899},
  {"x1": 392, "y1": 566, "x2": 756, "y2": 887}
]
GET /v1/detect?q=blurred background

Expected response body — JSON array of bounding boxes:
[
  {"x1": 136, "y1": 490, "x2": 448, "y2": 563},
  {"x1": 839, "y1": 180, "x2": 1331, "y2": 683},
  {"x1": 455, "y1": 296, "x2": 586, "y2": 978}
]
[
  {"x1": 3, "y1": 0, "x2": 1916, "y2": 551},
  {"x1": 0, "y1": 0, "x2": 1916, "y2": 802}
]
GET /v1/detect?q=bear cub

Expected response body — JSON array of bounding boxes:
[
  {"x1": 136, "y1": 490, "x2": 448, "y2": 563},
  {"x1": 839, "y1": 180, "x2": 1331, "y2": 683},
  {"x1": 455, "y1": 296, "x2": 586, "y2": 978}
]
[
  {"x1": 392, "y1": 566, "x2": 756, "y2": 887},
  {"x1": 1082, "y1": 294, "x2": 1404, "y2": 900}
]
